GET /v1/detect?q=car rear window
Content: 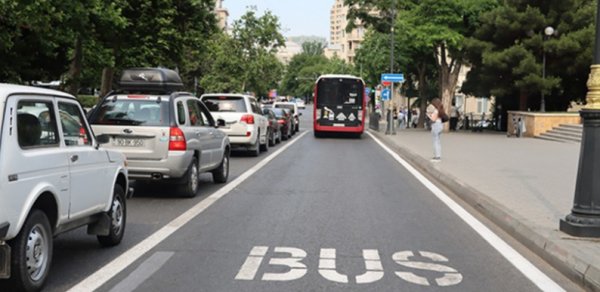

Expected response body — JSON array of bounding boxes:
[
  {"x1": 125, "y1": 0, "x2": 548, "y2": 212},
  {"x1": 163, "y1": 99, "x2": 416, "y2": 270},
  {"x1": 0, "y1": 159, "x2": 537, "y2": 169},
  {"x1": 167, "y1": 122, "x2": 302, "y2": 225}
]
[
  {"x1": 316, "y1": 78, "x2": 363, "y2": 106},
  {"x1": 274, "y1": 103, "x2": 295, "y2": 114},
  {"x1": 272, "y1": 108, "x2": 287, "y2": 118},
  {"x1": 90, "y1": 98, "x2": 169, "y2": 126},
  {"x1": 203, "y1": 96, "x2": 247, "y2": 113}
]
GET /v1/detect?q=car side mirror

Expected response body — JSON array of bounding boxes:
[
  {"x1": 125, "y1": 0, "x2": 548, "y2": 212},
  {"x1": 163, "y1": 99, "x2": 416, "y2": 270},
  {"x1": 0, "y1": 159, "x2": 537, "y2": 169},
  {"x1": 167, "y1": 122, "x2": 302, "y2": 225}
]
[
  {"x1": 96, "y1": 134, "x2": 110, "y2": 149},
  {"x1": 216, "y1": 118, "x2": 226, "y2": 128}
]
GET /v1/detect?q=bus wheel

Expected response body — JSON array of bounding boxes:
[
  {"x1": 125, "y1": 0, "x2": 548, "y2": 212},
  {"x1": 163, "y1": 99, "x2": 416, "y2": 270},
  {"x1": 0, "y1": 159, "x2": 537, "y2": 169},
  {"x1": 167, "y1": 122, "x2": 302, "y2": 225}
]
[{"x1": 314, "y1": 131, "x2": 323, "y2": 138}]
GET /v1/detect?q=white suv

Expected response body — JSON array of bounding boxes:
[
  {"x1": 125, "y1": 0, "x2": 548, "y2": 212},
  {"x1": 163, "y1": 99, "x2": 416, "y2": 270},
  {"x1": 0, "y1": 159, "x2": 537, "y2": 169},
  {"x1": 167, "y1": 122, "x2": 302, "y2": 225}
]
[
  {"x1": 201, "y1": 94, "x2": 269, "y2": 156},
  {"x1": 0, "y1": 84, "x2": 130, "y2": 291}
]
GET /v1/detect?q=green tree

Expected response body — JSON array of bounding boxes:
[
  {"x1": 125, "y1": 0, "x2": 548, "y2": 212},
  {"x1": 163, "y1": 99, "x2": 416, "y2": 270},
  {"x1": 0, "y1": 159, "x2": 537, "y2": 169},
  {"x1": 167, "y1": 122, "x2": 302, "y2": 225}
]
[
  {"x1": 231, "y1": 10, "x2": 285, "y2": 96},
  {"x1": 302, "y1": 41, "x2": 325, "y2": 56},
  {"x1": 462, "y1": 0, "x2": 595, "y2": 111},
  {"x1": 350, "y1": 0, "x2": 496, "y2": 126}
]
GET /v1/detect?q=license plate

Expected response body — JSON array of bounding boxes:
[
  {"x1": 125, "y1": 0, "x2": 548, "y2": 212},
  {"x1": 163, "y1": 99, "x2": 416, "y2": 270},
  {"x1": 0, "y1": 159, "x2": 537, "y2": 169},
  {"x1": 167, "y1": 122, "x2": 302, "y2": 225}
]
[
  {"x1": 0, "y1": 243, "x2": 9, "y2": 279},
  {"x1": 113, "y1": 138, "x2": 144, "y2": 147}
]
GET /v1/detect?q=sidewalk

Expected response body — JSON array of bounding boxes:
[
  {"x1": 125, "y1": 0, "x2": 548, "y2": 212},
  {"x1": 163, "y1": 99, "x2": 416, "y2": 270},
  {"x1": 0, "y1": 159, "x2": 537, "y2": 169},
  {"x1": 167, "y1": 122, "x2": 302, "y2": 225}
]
[{"x1": 369, "y1": 125, "x2": 600, "y2": 291}]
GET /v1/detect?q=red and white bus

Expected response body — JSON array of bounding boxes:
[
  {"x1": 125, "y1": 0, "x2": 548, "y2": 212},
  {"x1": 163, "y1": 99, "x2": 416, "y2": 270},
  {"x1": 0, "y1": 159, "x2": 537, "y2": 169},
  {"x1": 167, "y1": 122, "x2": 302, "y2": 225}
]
[{"x1": 313, "y1": 74, "x2": 366, "y2": 137}]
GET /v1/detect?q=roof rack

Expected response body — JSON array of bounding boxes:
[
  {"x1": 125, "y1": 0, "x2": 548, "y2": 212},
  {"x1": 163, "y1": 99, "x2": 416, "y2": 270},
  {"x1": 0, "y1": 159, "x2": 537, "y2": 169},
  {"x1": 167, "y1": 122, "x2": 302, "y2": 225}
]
[{"x1": 118, "y1": 68, "x2": 184, "y2": 93}]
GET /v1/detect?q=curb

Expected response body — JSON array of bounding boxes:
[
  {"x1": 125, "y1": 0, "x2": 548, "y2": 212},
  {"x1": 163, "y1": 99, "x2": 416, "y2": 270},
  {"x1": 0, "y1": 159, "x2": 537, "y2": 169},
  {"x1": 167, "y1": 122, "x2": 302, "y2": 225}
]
[{"x1": 369, "y1": 129, "x2": 600, "y2": 292}]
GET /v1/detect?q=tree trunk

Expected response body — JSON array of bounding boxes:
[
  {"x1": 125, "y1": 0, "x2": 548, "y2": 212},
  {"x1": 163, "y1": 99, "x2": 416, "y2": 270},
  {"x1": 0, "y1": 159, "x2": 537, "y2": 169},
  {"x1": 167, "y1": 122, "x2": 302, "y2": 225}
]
[
  {"x1": 437, "y1": 43, "x2": 462, "y2": 132},
  {"x1": 66, "y1": 36, "x2": 83, "y2": 96},
  {"x1": 100, "y1": 67, "x2": 114, "y2": 98},
  {"x1": 519, "y1": 90, "x2": 528, "y2": 111}
]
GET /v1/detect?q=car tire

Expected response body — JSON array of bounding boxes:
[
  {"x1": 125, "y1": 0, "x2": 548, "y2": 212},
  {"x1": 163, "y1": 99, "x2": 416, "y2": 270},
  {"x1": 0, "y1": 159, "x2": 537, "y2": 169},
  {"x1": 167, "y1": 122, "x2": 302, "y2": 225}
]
[
  {"x1": 268, "y1": 129, "x2": 276, "y2": 147},
  {"x1": 250, "y1": 132, "x2": 260, "y2": 157},
  {"x1": 6, "y1": 209, "x2": 52, "y2": 292},
  {"x1": 212, "y1": 151, "x2": 229, "y2": 183},
  {"x1": 260, "y1": 129, "x2": 269, "y2": 152},
  {"x1": 180, "y1": 159, "x2": 199, "y2": 197},
  {"x1": 97, "y1": 185, "x2": 126, "y2": 247},
  {"x1": 276, "y1": 130, "x2": 282, "y2": 144}
]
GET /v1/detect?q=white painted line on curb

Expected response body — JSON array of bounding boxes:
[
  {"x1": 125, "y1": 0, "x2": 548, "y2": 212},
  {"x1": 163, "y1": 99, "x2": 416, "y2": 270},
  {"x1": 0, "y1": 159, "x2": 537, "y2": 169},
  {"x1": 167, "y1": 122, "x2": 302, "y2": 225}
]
[
  {"x1": 67, "y1": 131, "x2": 309, "y2": 292},
  {"x1": 366, "y1": 131, "x2": 565, "y2": 292}
]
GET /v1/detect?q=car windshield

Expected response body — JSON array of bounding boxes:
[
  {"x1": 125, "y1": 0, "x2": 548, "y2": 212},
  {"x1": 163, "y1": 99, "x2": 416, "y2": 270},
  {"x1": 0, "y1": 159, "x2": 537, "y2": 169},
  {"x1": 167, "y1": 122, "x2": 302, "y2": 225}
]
[
  {"x1": 90, "y1": 98, "x2": 169, "y2": 126},
  {"x1": 316, "y1": 77, "x2": 363, "y2": 106},
  {"x1": 203, "y1": 96, "x2": 247, "y2": 112}
]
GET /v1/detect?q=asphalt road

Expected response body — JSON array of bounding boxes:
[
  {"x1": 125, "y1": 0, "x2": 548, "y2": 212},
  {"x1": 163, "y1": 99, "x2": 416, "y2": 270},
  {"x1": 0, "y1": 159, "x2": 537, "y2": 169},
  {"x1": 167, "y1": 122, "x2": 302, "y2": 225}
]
[{"x1": 42, "y1": 106, "x2": 580, "y2": 292}]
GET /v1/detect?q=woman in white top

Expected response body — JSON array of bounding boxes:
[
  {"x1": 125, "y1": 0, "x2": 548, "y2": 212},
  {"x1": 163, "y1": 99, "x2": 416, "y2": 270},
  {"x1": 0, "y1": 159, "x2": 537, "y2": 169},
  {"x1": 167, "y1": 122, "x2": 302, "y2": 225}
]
[{"x1": 426, "y1": 98, "x2": 444, "y2": 161}]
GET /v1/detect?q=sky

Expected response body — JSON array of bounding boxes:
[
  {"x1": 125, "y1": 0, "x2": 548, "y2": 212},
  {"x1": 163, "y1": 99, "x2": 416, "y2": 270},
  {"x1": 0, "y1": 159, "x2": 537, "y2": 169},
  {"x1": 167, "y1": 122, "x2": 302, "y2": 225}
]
[{"x1": 225, "y1": 0, "x2": 332, "y2": 40}]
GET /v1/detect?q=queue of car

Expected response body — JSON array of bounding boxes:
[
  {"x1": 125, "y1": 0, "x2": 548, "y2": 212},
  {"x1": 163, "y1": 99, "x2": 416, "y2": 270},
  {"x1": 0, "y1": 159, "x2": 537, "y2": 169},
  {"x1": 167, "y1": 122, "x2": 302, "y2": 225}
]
[{"x1": 0, "y1": 67, "x2": 304, "y2": 291}]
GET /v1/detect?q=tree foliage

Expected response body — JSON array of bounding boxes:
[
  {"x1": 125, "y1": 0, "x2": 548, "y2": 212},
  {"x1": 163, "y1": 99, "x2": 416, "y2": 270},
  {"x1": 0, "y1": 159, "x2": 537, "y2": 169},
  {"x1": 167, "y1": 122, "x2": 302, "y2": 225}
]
[
  {"x1": 200, "y1": 10, "x2": 284, "y2": 97},
  {"x1": 0, "y1": 0, "x2": 218, "y2": 95},
  {"x1": 462, "y1": 0, "x2": 595, "y2": 111}
]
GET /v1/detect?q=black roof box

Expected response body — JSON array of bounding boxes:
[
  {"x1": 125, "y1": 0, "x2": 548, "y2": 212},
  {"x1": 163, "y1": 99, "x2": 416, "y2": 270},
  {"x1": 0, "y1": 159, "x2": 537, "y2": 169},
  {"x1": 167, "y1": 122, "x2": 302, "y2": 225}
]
[{"x1": 118, "y1": 68, "x2": 184, "y2": 92}]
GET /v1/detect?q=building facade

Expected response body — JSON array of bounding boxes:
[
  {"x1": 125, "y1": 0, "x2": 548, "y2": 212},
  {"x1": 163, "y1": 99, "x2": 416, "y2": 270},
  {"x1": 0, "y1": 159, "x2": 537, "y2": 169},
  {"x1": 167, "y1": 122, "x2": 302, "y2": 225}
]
[
  {"x1": 324, "y1": 0, "x2": 367, "y2": 63},
  {"x1": 214, "y1": 0, "x2": 229, "y2": 31}
]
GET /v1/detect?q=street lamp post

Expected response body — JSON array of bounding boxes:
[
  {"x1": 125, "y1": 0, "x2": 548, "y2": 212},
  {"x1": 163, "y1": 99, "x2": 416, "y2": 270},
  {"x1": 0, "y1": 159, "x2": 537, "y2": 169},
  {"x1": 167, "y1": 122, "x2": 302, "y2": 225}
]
[
  {"x1": 541, "y1": 26, "x2": 554, "y2": 113},
  {"x1": 559, "y1": 2, "x2": 600, "y2": 237},
  {"x1": 385, "y1": 2, "x2": 397, "y2": 135}
]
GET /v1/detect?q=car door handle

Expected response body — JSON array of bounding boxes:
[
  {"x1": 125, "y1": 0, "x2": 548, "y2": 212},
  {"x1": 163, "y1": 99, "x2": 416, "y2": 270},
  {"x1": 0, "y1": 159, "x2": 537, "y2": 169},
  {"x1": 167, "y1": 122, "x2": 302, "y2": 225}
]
[{"x1": 70, "y1": 155, "x2": 79, "y2": 162}]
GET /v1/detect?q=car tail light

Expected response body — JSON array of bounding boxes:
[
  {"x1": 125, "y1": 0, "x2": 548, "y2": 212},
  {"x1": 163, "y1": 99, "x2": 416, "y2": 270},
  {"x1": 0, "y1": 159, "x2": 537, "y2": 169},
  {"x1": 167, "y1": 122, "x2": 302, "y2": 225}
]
[
  {"x1": 240, "y1": 114, "x2": 254, "y2": 124},
  {"x1": 169, "y1": 127, "x2": 186, "y2": 151},
  {"x1": 79, "y1": 127, "x2": 88, "y2": 144}
]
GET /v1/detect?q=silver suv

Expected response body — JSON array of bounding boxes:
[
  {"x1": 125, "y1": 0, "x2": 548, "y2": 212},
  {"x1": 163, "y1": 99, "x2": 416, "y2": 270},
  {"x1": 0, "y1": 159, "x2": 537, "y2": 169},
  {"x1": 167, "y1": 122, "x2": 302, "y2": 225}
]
[
  {"x1": 0, "y1": 84, "x2": 130, "y2": 291},
  {"x1": 89, "y1": 68, "x2": 230, "y2": 197}
]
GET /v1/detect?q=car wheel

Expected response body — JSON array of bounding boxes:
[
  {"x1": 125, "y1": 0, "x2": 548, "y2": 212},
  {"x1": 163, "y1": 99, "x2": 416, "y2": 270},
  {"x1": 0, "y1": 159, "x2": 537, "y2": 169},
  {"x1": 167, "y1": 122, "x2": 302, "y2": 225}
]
[
  {"x1": 250, "y1": 132, "x2": 260, "y2": 157},
  {"x1": 268, "y1": 129, "x2": 276, "y2": 147},
  {"x1": 276, "y1": 129, "x2": 282, "y2": 144},
  {"x1": 97, "y1": 185, "x2": 126, "y2": 247},
  {"x1": 180, "y1": 159, "x2": 199, "y2": 197},
  {"x1": 212, "y1": 151, "x2": 229, "y2": 183},
  {"x1": 260, "y1": 129, "x2": 269, "y2": 152},
  {"x1": 6, "y1": 209, "x2": 52, "y2": 292}
]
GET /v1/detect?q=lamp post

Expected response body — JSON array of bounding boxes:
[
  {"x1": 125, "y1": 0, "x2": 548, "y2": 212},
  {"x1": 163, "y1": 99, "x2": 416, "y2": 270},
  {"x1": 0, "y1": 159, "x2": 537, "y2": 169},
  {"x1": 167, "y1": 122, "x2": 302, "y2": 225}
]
[
  {"x1": 559, "y1": 2, "x2": 600, "y2": 237},
  {"x1": 541, "y1": 26, "x2": 554, "y2": 113},
  {"x1": 385, "y1": 2, "x2": 397, "y2": 135}
]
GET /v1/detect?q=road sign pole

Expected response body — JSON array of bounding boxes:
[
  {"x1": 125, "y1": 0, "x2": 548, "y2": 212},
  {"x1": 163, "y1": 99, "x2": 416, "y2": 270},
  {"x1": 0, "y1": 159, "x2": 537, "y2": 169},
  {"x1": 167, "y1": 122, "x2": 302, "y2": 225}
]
[{"x1": 391, "y1": 82, "x2": 396, "y2": 135}]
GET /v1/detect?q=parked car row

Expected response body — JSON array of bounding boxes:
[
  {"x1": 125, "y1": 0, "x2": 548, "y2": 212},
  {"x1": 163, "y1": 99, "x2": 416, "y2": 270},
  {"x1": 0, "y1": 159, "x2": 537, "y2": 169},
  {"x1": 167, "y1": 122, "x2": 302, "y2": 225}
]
[{"x1": 0, "y1": 68, "x2": 302, "y2": 291}]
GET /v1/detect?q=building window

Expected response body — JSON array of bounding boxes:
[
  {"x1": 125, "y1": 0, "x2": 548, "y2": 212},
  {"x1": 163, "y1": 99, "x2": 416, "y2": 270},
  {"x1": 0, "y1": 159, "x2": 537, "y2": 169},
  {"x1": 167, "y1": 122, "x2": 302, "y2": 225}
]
[{"x1": 477, "y1": 97, "x2": 488, "y2": 113}]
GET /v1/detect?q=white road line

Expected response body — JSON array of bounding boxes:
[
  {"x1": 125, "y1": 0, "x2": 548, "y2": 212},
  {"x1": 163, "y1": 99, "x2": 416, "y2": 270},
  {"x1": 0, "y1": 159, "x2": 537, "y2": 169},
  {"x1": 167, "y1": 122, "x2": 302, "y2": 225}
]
[
  {"x1": 367, "y1": 132, "x2": 565, "y2": 292},
  {"x1": 109, "y1": 251, "x2": 174, "y2": 292},
  {"x1": 67, "y1": 131, "x2": 308, "y2": 292}
]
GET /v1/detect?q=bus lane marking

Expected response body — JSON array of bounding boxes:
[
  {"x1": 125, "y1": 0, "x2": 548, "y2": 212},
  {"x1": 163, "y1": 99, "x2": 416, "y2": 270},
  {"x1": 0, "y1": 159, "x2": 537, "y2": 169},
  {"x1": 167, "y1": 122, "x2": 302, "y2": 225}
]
[
  {"x1": 367, "y1": 131, "x2": 565, "y2": 292},
  {"x1": 67, "y1": 132, "x2": 309, "y2": 292}
]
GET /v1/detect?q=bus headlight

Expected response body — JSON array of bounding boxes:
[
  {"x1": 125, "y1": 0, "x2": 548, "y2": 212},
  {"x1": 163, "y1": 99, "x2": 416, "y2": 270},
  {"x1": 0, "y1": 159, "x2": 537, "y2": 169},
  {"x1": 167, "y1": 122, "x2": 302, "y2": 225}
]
[
  {"x1": 358, "y1": 111, "x2": 363, "y2": 121},
  {"x1": 316, "y1": 109, "x2": 321, "y2": 119}
]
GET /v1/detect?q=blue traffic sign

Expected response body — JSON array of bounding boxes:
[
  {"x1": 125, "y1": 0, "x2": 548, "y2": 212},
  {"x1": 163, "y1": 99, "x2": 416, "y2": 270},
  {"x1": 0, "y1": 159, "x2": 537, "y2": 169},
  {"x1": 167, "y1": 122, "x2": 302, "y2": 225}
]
[
  {"x1": 365, "y1": 87, "x2": 372, "y2": 95},
  {"x1": 381, "y1": 73, "x2": 405, "y2": 83},
  {"x1": 381, "y1": 89, "x2": 391, "y2": 101}
]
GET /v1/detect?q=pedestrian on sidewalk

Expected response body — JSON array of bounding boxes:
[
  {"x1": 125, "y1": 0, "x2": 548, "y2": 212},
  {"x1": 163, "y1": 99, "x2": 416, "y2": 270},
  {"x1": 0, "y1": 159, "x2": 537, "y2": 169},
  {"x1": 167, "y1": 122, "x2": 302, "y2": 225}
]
[{"x1": 427, "y1": 98, "x2": 446, "y2": 162}]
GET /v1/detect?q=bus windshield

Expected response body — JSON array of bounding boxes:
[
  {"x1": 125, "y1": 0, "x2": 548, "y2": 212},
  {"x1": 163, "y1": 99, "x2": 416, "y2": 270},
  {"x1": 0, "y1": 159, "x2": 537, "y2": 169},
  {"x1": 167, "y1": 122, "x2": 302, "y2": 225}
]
[{"x1": 316, "y1": 77, "x2": 363, "y2": 106}]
